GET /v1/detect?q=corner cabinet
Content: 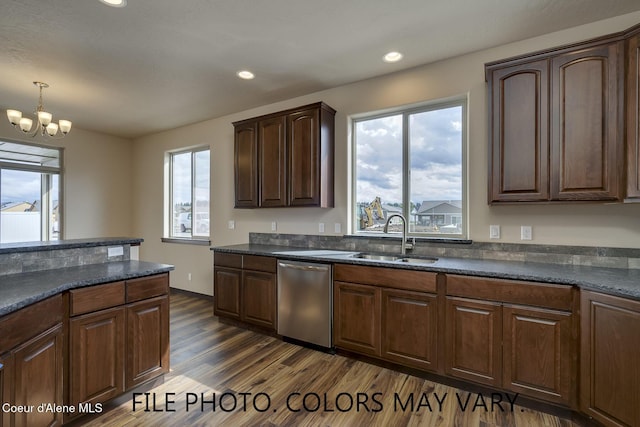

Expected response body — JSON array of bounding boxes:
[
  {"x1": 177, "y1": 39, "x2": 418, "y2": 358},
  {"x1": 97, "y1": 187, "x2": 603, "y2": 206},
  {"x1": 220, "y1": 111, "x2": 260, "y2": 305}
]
[
  {"x1": 233, "y1": 102, "x2": 335, "y2": 208},
  {"x1": 487, "y1": 36, "x2": 624, "y2": 203},
  {"x1": 627, "y1": 26, "x2": 640, "y2": 199},
  {"x1": 580, "y1": 291, "x2": 640, "y2": 427}
]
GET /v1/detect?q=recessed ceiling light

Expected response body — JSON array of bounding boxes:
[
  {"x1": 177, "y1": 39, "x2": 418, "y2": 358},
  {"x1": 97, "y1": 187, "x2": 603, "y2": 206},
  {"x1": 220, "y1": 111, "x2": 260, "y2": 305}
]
[
  {"x1": 237, "y1": 70, "x2": 255, "y2": 80},
  {"x1": 99, "y1": 0, "x2": 127, "y2": 7},
  {"x1": 383, "y1": 51, "x2": 403, "y2": 63}
]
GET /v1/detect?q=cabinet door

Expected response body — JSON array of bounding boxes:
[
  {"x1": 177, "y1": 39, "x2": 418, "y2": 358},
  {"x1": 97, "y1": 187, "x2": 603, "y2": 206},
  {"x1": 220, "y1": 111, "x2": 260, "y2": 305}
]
[
  {"x1": 288, "y1": 107, "x2": 320, "y2": 206},
  {"x1": 381, "y1": 289, "x2": 438, "y2": 372},
  {"x1": 70, "y1": 307, "x2": 125, "y2": 406},
  {"x1": 12, "y1": 324, "x2": 63, "y2": 427},
  {"x1": 550, "y1": 42, "x2": 623, "y2": 201},
  {"x1": 445, "y1": 297, "x2": 502, "y2": 387},
  {"x1": 0, "y1": 353, "x2": 12, "y2": 427},
  {"x1": 214, "y1": 267, "x2": 242, "y2": 319},
  {"x1": 126, "y1": 296, "x2": 169, "y2": 390},
  {"x1": 488, "y1": 60, "x2": 549, "y2": 202},
  {"x1": 333, "y1": 282, "x2": 380, "y2": 356},
  {"x1": 234, "y1": 122, "x2": 258, "y2": 208},
  {"x1": 503, "y1": 305, "x2": 573, "y2": 405},
  {"x1": 259, "y1": 116, "x2": 287, "y2": 207},
  {"x1": 241, "y1": 270, "x2": 277, "y2": 330},
  {"x1": 627, "y1": 32, "x2": 640, "y2": 198},
  {"x1": 580, "y1": 291, "x2": 640, "y2": 427}
]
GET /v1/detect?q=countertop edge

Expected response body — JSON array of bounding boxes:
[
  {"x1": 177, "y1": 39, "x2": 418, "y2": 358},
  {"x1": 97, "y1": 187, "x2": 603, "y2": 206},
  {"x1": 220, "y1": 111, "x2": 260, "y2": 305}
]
[{"x1": 212, "y1": 245, "x2": 640, "y2": 301}]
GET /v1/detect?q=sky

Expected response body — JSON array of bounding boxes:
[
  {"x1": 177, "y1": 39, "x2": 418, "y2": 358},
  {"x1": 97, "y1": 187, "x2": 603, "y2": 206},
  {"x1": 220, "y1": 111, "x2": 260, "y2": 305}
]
[
  {"x1": 1, "y1": 169, "x2": 42, "y2": 205},
  {"x1": 355, "y1": 105, "x2": 463, "y2": 207}
]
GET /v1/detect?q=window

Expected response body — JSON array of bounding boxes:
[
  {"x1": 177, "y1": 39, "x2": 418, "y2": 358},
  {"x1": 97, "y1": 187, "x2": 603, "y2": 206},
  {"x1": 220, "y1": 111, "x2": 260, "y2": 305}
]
[
  {"x1": 165, "y1": 146, "x2": 210, "y2": 242},
  {"x1": 0, "y1": 140, "x2": 63, "y2": 243},
  {"x1": 352, "y1": 98, "x2": 466, "y2": 238}
]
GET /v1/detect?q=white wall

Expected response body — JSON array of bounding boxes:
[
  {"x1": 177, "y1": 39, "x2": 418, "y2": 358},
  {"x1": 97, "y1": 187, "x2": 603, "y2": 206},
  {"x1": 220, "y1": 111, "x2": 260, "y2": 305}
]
[
  {"x1": 133, "y1": 11, "x2": 640, "y2": 295},
  {"x1": 0, "y1": 120, "x2": 133, "y2": 239}
]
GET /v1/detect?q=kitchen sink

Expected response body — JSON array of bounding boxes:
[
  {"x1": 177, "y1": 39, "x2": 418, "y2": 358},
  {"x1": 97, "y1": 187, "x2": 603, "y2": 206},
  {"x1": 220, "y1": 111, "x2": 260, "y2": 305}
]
[{"x1": 349, "y1": 253, "x2": 438, "y2": 264}]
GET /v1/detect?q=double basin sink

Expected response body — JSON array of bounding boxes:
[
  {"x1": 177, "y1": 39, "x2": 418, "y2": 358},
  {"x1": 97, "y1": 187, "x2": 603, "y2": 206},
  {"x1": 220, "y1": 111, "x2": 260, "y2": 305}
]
[{"x1": 348, "y1": 253, "x2": 438, "y2": 265}]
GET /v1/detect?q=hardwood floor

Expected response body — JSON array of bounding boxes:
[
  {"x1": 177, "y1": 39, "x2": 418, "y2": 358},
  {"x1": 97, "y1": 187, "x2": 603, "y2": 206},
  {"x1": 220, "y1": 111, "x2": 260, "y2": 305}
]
[{"x1": 81, "y1": 291, "x2": 583, "y2": 426}]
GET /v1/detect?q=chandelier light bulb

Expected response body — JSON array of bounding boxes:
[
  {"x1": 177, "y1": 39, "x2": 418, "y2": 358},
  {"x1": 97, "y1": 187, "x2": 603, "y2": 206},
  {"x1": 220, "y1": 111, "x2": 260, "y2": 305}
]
[
  {"x1": 46, "y1": 122, "x2": 59, "y2": 136},
  {"x1": 7, "y1": 109, "x2": 22, "y2": 125},
  {"x1": 19, "y1": 117, "x2": 33, "y2": 132},
  {"x1": 38, "y1": 111, "x2": 52, "y2": 126}
]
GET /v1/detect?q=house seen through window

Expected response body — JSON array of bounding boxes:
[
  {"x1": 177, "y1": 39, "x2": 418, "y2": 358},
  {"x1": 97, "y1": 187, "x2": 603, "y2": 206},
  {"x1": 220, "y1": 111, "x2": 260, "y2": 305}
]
[
  {"x1": 166, "y1": 147, "x2": 210, "y2": 240},
  {"x1": 0, "y1": 140, "x2": 62, "y2": 243},
  {"x1": 353, "y1": 98, "x2": 466, "y2": 238}
]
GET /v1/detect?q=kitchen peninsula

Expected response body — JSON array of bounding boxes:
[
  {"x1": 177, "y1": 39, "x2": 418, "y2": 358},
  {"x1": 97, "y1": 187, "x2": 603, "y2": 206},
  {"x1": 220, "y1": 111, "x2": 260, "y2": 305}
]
[{"x1": 0, "y1": 238, "x2": 174, "y2": 426}]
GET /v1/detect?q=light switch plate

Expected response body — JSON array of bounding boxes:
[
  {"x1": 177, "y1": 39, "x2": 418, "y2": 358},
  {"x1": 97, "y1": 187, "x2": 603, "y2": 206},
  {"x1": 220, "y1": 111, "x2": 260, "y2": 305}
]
[
  {"x1": 489, "y1": 225, "x2": 500, "y2": 239},
  {"x1": 271, "y1": 221, "x2": 277, "y2": 232},
  {"x1": 228, "y1": 220, "x2": 235, "y2": 230},
  {"x1": 521, "y1": 225, "x2": 532, "y2": 240},
  {"x1": 319, "y1": 223, "x2": 325, "y2": 233},
  {"x1": 334, "y1": 223, "x2": 342, "y2": 233}
]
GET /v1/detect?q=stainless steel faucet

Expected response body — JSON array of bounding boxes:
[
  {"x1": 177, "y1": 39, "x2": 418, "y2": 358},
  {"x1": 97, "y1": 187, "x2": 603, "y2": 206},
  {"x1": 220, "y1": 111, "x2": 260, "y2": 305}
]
[{"x1": 383, "y1": 214, "x2": 413, "y2": 255}]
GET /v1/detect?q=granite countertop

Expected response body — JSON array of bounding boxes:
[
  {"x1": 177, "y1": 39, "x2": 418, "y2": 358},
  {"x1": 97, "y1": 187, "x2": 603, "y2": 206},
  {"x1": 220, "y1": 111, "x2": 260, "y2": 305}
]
[
  {"x1": 213, "y1": 244, "x2": 640, "y2": 301},
  {"x1": 0, "y1": 260, "x2": 174, "y2": 317},
  {"x1": 0, "y1": 237, "x2": 143, "y2": 255}
]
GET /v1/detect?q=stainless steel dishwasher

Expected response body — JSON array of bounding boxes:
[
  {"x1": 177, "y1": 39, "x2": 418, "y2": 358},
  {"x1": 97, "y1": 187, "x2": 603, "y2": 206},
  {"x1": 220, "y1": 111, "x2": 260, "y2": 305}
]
[{"x1": 277, "y1": 260, "x2": 332, "y2": 349}]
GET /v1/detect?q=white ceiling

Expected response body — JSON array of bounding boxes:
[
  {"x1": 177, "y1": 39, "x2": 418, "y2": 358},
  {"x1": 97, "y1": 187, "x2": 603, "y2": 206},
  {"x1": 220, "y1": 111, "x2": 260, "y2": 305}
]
[{"x1": 1, "y1": 0, "x2": 640, "y2": 139}]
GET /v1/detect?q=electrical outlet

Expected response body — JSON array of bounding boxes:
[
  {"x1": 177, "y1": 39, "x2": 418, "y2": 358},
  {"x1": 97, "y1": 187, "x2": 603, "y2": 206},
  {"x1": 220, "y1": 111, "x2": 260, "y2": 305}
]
[
  {"x1": 489, "y1": 225, "x2": 500, "y2": 239},
  {"x1": 271, "y1": 221, "x2": 277, "y2": 232},
  {"x1": 334, "y1": 223, "x2": 342, "y2": 233},
  {"x1": 108, "y1": 246, "x2": 124, "y2": 258},
  {"x1": 521, "y1": 225, "x2": 532, "y2": 240},
  {"x1": 228, "y1": 220, "x2": 235, "y2": 230},
  {"x1": 319, "y1": 223, "x2": 325, "y2": 233}
]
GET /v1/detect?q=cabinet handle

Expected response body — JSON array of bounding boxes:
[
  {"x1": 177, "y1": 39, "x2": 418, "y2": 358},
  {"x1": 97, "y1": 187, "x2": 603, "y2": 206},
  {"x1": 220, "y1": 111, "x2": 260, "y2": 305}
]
[{"x1": 278, "y1": 262, "x2": 329, "y2": 272}]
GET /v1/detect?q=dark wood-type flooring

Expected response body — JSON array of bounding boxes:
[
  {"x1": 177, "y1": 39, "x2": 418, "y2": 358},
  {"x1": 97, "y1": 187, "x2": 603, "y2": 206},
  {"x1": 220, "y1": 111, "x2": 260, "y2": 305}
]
[{"x1": 81, "y1": 291, "x2": 583, "y2": 426}]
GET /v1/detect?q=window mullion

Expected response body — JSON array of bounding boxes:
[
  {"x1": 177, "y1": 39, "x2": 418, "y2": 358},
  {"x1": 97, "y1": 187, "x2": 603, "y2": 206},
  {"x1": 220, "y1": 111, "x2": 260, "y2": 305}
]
[{"x1": 402, "y1": 112, "x2": 410, "y2": 230}]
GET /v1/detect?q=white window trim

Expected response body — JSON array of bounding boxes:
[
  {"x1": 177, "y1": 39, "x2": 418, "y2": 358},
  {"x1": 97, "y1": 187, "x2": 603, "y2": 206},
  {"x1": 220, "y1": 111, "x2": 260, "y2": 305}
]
[
  {"x1": 349, "y1": 96, "x2": 468, "y2": 240},
  {"x1": 162, "y1": 145, "x2": 210, "y2": 245}
]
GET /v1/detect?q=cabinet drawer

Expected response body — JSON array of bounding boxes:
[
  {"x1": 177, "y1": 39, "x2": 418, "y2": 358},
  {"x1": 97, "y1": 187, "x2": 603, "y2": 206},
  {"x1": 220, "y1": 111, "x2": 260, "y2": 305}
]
[
  {"x1": 243, "y1": 255, "x2": 277, "y2": 273},
  {"x1": 214, "y1": 252, "x2": 242, "y2": 269},
  {"x1": 334, "y1": 264, "x2": 437, "y2": 293},
  {"x1": 0, "y1": 294, "x2": 63, "y2": 353},
  {"x1": 126, "y1": 274, "x2": 169, "y2": 303},
  {"x1": 446, "y1": 275, "x2": 573, "y2": 311},
  {"x1": 70, "y1": 282, "x2": 125, "y2": 316}
]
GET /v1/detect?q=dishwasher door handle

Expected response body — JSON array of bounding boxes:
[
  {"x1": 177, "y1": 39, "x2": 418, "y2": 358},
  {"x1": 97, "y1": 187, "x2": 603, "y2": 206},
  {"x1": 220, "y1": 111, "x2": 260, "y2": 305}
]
[{"x1": 278, "y1": 262, "x2": 329, "y2": 272}]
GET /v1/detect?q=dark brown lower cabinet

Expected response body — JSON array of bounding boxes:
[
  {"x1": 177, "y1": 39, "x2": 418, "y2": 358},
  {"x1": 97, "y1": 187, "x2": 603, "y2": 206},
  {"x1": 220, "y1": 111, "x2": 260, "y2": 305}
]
[
  {"x1": 381, "y1": 289, "x2": 438, "y2": 371},
  {"x1": 11, "y1": 324, "x2": 64, "y2": 427},
  {"x1": 242, "y1": 271, "x2": 276, "y2": 329},
  {"x1": 0, "y1": 353, "x2": 10, "y2": 427},
  {"x1": 580, "y1": 291, "x2": 640, "y2": 427},
  {"x1": 445, "y1": 297, "x2": 503, "y2": 387},
  {"x1": 503, "y1": 305, "x2": 572, "y2": 404},
  {"x1": 213, "y1": 254, "x2": 277, "y2": 331},
  {"x1": 70, "y1": 307, "x2": 125, "y2": 406},
  {"x1": 333, "y1": 282, "x2": 381, "y2": 356},
  {"x1": 126, "y1": 296, "x2": 170, "y2": 390}
]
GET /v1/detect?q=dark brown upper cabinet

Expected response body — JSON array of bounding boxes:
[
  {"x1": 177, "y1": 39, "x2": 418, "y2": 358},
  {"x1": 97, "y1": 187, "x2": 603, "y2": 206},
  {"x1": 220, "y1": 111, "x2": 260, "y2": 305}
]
[
  {"x1": 627, "y1": 26, "x2": 640, "y2": 199},
  {"x1": 487, "y1": 33, "x2": 627, "y2": 203},
  {"x1": 233, "y1": 102, "x2": 335, "y2": 208}
]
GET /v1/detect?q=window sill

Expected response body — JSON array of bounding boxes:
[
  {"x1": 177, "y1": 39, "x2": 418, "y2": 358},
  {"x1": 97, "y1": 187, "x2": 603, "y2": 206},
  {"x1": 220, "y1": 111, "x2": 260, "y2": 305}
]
[{"x1": 161, "y1": 237, "x2": 211, "y2": 246}]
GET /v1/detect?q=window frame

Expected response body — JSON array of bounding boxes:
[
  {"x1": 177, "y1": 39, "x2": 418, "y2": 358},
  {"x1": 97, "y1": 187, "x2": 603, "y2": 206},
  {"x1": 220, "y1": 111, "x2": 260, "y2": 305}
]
[
  {"x1": 162, "y1": 145, "x2": 211, "y2": 245},
  {"x1": 350, "y1": 97, "x2": 468, "y2": 239},
  {"x1": 0, "y1": 139, "x2": 64, "y2": 243}
]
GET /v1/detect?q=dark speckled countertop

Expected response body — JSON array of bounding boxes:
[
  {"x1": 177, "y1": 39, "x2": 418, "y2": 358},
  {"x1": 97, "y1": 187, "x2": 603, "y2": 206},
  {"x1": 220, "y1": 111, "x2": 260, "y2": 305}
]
[
  {"x1": 213, "y1": 244, "x2": 640, "y2": 301},
  {"x1": 0, "y1": 261, "x2": 174, "y2": 316}
]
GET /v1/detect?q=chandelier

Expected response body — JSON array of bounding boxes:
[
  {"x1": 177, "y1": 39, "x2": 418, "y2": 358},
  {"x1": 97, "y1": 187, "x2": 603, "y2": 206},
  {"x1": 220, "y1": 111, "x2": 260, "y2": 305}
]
[{"x1": 6, "y1": 82, "x2": 72, "y2": 138}]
